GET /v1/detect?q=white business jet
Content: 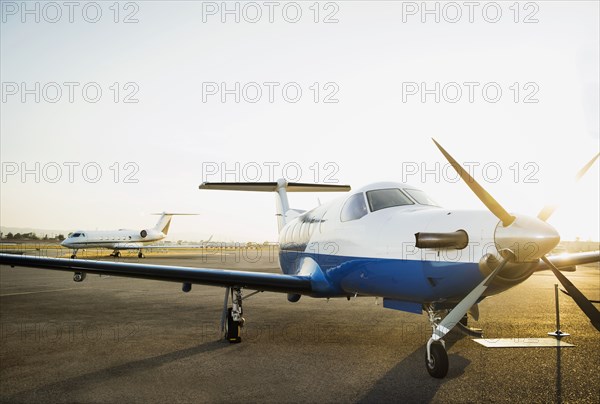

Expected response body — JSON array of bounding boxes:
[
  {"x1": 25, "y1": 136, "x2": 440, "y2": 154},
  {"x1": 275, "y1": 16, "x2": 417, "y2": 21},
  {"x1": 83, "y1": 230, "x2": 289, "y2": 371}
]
[{"x1": 61, "y1": 212, "x2": 196, "y2": 259}]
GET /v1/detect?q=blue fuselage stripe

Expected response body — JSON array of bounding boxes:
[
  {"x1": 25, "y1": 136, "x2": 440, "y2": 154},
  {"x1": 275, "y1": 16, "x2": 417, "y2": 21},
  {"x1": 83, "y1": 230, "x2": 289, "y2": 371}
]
[{"x1": 279, "y1": 250, "x2": 483, "y2": 302}]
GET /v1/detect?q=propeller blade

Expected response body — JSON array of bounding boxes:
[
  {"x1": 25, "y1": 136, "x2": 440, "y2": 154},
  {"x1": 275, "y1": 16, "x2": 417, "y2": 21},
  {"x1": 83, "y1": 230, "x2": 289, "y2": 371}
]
[
  {"x1": 575, "y1": 153, "x2": 600, "y2": 181},
  {"x1": 541, "y1": 256, "x2": 600, "y2": 332},
  {"x1": 433, "y1": 258, "x2": 509, "y2": 341},
  {"x1": 432, "y1": 139, "x2": 515, "y2": 226},
  {"x1": 537, "y1": 153, "x2": 600, "y2": 222}
]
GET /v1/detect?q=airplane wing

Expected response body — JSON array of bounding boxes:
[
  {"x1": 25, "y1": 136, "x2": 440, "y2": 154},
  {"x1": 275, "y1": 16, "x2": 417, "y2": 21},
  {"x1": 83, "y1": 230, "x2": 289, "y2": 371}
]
[
  {"x1": 116, "y1": 245, "x2": 215, "y2": 250},
  {"x1": 535, "y1": 250, "x2": 600, "y2": 270},
  {"x1": 1, "y1": 251, "x2": 596, "y2": 295},
  {"x1": 0, "y1": 254, "x2": 312, "y2": 294}
]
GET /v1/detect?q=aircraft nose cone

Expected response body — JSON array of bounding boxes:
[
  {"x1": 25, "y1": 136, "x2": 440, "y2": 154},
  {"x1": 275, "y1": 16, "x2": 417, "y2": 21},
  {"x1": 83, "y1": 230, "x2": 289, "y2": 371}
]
[{"x1": 494, "y1": 215, "x2": 560, "y2": 262}]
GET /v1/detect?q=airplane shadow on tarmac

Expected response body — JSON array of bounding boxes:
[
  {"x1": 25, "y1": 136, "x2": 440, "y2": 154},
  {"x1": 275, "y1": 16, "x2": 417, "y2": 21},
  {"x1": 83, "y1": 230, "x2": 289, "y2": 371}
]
[
  {"x1": 358, "y1": 337, "x2": 470, "y2": 403},
  {"x1": 8, "y1": 341, "x2": 228, "y2": 402}
]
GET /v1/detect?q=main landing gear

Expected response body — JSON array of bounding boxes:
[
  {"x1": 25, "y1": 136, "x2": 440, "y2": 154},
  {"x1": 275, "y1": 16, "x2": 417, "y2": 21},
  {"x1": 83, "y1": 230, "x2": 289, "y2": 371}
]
[
  {"x1": 138, "y1": 250, "x2": 145, "y2": 258},
  {"x1": 221, "y1": 287, "x2": 245, "y2": 343},
  {"x1": 110, "y1": 250, "x2": 121, "y2": 257},
  {"x1": 425, "y1": 305, "x2": 449, "y2": 378}
]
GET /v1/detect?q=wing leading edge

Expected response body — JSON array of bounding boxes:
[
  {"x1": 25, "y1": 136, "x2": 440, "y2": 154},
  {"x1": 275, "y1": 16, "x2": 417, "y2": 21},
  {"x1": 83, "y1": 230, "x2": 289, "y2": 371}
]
[
  {"x1": 0, "y1": 254, "x2": 312, "y2": 294},
  {"x1": 535, "y1": 250, "x2": 600, "y2": 271}
]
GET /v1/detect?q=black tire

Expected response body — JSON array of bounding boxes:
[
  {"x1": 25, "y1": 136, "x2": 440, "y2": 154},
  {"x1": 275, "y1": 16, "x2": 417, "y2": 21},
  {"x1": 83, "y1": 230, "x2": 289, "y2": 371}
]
[
  {"x1": 115, "y1": 251, "x2": 121, "y2": 258},
  {"x1": 226, "y1": 308, "x2": 241, "y2": 343},
  {"x1": 138, "y1": 252, "x2": 144, "y2": 258},
  {"x1": 71, "y1": 254, "x2": 76, "y2": 259},
  {"x1": 426, "y1": 342, "x2": 449, "y2": 378}
]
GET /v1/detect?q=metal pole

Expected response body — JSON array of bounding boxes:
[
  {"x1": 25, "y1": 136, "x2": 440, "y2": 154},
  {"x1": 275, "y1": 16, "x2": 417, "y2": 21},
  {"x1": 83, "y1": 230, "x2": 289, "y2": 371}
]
[
  {"x1": 554, "y1": 284, "x2": 560, "y2": 332},
  {"x1": 548, "y1": 283, "x2": 570, "y2": 338}
]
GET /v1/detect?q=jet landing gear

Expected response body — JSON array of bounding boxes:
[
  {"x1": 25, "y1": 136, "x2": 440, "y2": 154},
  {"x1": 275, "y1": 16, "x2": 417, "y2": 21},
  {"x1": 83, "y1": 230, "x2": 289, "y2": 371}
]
[
  {"x1": 425, "y1": 305, "x2": 449, "y2": 378},
  {"x1": 110, "y1": 250, "x2": 121, "y2": 257},
  {"x1": 70, "y1": 249, "x2": 78, "y2": 259},
  {"x1": 138, "y1": 250, "x2": 145, "y2": 259},
  {"x1": 221, "y1": 287, "x2": 245, "y2": 343}
]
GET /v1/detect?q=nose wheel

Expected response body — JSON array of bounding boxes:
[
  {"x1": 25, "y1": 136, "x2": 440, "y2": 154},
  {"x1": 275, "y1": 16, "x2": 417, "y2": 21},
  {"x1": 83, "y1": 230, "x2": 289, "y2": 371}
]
[
  {"x1": 425, "y1": 340, "x2": 448, "y2": 378},
  {"x1": 425, "y1": 305, "x2": 449, "y2": 378}
]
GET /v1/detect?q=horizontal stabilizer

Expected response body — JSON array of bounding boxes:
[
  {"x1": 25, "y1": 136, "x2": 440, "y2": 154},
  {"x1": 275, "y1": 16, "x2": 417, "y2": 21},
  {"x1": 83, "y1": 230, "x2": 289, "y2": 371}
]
[{"x1": 199, "y1": 182, "x2": 350, "y2": 192}]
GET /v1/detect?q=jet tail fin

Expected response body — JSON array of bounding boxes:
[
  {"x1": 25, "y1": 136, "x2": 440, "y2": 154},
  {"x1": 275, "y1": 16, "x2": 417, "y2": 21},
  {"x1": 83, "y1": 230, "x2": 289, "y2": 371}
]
[
  {"x1": 151, "y1": 213, "x2": 198, "y2": 235},
  {"x1": 199, "y1": 179, "x2": 350, "y2": 232}
]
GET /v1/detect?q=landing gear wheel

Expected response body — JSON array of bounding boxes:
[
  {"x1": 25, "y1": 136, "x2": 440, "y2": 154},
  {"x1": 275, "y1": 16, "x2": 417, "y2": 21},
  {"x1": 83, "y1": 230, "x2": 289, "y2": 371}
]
[
  {"x1": 426, "y1": 342, "x2": 449, "y2": 378},
  {"x1": 138, "y1": 252, "x2": 144, "y2": 258},
  {"x1": 115, "y1": 251, "x2": 121, "y2": 258},
  {"x1": 226, "y1": 308, "x2": 241, "y2": 343},
  {"x1": 71, "y1": 254, "x2": 76, "y2": 259}
]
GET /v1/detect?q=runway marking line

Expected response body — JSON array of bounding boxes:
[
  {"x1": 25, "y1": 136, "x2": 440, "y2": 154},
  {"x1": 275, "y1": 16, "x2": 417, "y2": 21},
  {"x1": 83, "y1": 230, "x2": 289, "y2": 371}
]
[{"x1": 0, "y1": 288, "x2": 86, "y2": 297}]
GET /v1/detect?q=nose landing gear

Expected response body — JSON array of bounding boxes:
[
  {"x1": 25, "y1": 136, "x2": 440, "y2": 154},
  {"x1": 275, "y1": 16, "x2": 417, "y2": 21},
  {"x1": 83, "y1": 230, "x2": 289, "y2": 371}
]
[{"x1": 425, "y1": 305, "x2": 449, "y2": 378}]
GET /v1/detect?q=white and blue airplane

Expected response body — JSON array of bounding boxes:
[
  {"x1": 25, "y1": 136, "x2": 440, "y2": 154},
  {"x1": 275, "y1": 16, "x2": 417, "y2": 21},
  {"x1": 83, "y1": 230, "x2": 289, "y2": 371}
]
[
  {"x1": 61, "y1": 212, "x2": 198, "y2": 259},
  {"x1": 1, "y1": 140, "x2": 598, "y2": 378}
]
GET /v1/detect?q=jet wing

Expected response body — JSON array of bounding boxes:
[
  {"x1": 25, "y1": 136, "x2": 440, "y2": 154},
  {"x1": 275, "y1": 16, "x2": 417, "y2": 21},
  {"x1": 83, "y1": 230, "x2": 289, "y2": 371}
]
[
  {"x1": 535, "y1": 250, "x2": 600, "y2": 271},
  {"x1": 0, "y1": 254, "x2": 312, "y2": 294}
]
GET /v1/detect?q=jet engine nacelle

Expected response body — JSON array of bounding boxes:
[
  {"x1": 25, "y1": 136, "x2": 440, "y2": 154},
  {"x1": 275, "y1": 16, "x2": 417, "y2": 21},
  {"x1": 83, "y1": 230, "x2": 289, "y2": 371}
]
[{"x1": 140, "y1": 229, "x2": 161, "y2": 239}]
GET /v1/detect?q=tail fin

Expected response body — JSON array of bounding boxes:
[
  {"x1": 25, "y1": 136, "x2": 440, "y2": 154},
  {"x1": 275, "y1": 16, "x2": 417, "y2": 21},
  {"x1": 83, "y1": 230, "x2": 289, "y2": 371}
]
[
  {"x1": 151, "y1": 213, "x2": 198, "y2": 235},
  {"x1": 199, "y1": 179, "x2": 350, "y2": 232}
]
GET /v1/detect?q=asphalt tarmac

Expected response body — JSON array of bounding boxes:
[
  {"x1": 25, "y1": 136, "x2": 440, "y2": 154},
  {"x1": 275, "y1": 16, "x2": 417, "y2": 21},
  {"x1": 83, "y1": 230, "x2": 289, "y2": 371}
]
[{"x1": 1, "y1": 250, "x2": 599, "y2": 403}]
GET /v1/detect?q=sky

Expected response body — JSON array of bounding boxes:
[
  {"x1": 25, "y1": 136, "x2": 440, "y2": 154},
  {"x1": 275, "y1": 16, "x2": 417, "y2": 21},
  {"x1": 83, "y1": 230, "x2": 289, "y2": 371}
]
[{"x1": 1, "y1": 1, "x2": 599, "y2": 242}]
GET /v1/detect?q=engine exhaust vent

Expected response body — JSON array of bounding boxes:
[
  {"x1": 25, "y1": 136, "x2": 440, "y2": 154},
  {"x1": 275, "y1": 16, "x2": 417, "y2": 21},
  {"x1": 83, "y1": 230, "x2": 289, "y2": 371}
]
[{"x1": 415, "y1": 230, "x2": 468, "y2": 249}]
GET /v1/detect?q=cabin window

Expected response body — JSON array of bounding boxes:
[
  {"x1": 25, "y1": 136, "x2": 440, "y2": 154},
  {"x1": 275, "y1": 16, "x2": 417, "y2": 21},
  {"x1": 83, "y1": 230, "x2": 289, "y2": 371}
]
[
  {"x1": 366, "y1": 188, "x2": 414, "y2": 212},
  {"x1": 340, "y1": 193, "x2": 368, "y2": 222},
  {"x1": 404, "y1": 188, "x2": 440, "y2": 207}
]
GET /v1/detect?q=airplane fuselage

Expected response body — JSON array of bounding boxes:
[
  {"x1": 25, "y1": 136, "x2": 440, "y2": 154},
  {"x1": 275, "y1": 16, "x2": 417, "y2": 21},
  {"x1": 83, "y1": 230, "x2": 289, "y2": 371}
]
[
  {"x1": 61, "y1": 229, "x2": 165, "y2": 250},
  {"x1": 278, "y1": 181, "x2": 544, "y2": 305}
]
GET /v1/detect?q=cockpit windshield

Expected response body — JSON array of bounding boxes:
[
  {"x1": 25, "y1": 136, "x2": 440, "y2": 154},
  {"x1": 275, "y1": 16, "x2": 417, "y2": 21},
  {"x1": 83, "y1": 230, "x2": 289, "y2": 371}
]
[
  {"x1": 71, "y1": 233, "x2": 82, "y2": 237},
  {"x1": 366, "y1": 188, "x2": 414, "y2": 212},
  {"x1": 403, "y1": 189, "x2": 439, "y2": 206}
]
